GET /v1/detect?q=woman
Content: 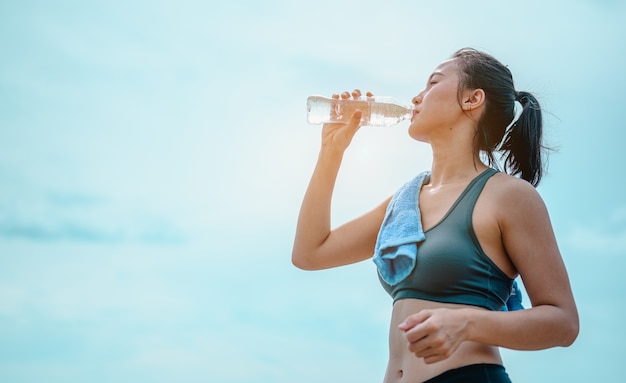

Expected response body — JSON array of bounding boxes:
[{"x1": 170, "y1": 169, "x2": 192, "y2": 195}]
[{"x1": 292, "y1": 48, "x2": 579, "y2": 383}]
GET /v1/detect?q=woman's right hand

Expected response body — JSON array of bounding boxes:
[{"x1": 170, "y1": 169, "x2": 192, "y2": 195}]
[{"x1": 321, "y1": 89, "x2": 372, "y2": 153}]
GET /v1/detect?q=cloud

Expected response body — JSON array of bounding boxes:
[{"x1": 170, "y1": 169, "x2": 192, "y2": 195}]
[{"x1": 0, "y1": 187, "x2": 186, "y2": 245}]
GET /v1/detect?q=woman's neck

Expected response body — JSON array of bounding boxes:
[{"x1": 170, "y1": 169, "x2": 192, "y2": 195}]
[{"x1": 428, "y1": 138, "x2": 487, "y2": 187}]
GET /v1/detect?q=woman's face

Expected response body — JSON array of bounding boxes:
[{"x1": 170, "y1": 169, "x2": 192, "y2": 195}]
[{"x1": 408, "y1": 59, "x2": 465, "y2": 142}]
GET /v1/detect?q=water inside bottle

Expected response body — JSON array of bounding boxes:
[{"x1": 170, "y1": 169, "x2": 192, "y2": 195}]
[
  {"x1": 369, "y1": 102, "x2": 413, "y2": 126},
  {"x1": 307, "y1": 95, "x2": 412, "y2": 126},
  {"x1": 307, "y1": 96, "x2": 371, "y2": 124}
]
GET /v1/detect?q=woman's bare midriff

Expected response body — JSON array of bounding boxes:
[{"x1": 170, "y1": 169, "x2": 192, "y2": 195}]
[{"x1": 383, "y1": 298, "x2": 503, "y2": 383}]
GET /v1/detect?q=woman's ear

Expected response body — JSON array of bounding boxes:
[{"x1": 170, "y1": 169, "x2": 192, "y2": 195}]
[{"x1": 462, "y1": 88, "x2": 486, "y2": 111}]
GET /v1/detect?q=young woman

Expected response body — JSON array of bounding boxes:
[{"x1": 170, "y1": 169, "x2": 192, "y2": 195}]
[{"x1": 292, "y1": 48, "x2": 579, "y2": 383}]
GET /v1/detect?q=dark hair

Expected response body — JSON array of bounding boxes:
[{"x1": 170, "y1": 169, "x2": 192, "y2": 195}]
[{"x1": 451, "y1": 48, "x2": 545, "y2": 187}]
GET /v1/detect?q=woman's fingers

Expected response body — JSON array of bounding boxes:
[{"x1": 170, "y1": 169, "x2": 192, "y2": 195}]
[{"x1": 332, "y1": 89, "x2": 372, "y2": 99}]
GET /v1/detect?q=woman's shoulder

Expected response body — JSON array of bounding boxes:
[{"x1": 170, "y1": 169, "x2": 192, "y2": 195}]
[{"x1": 486, "y1": 171, "x2": 545, "y2": 209}]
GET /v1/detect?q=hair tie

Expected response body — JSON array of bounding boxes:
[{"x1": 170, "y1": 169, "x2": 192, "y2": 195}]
[{"x1": 505, "y1": 100, "x2": 524, "y2": 131}]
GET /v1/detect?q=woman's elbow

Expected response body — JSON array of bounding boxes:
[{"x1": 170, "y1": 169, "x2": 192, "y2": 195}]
[
  {"x1": 562, "y1": 314, "x2": 580, "y2": 347},
  {"x1": 557, "y1": 306, "x2": 580, "y2": 347},
  {"x1": 291, "y1": 250, "x2": 317, "y2": 270},
  {"x1": 291, "y1": 256, "x2": 310, "y2": 270}
]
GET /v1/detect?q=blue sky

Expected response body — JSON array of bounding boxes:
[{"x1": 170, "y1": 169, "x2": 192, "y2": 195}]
[{"x1": 1, "y1": 0, "x2": 625, "y2": 382}]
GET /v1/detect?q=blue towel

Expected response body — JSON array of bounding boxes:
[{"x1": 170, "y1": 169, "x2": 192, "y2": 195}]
[
  {"x1": 503, "y1": 280, "x2": 524, "y2": 311},
  {"x1": 372, "y1": 170, "x2": 524, "y2": 311},
  {"x1": 373, "y1": 171, "x2": 430, "y2": 286}
]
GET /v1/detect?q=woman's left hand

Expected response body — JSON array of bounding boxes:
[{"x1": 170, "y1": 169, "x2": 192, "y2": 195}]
[{"x1": 398, "y1": 308, "x2": 470, "y2": 364}]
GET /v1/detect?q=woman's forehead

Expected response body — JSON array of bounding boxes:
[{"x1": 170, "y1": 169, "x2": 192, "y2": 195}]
[{"x1": 433, "y1": 59, "x2": 457, "y2": 73}]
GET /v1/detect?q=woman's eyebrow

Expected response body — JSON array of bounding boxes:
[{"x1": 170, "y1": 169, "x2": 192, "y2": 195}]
[{"x1": 428, "y1": 71, "x2": 444, "y2": 82}]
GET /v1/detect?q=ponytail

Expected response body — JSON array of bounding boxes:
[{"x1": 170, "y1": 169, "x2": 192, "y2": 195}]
[
  {"x1": 499, "y1": 91, "x2": 544, "y2": 187},
  {"x1": 452, "y1": 48, "x2": 549, "y2": 187}
]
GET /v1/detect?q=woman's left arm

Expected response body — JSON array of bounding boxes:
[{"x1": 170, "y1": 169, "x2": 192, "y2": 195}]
[{"x1": 464, "y1": 178, "x2": 579, "y2": 349}]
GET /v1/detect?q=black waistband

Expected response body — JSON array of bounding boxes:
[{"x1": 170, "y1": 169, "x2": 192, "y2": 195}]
[{"x1": 423, "y1": 363, "x2": 511, "y2": 383}]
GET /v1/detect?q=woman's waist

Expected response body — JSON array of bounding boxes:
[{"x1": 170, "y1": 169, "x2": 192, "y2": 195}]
[
  {"x1": 386, "y1": 344, "x2": 502, "y2": 383},
  {"x1": 386, "y1": 298, "x2": 502, "y2": 383}
]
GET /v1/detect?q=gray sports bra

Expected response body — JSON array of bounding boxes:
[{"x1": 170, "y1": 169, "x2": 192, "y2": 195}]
[{"x1": 379, "y1": 168, "x2": 514, "y2": 311}]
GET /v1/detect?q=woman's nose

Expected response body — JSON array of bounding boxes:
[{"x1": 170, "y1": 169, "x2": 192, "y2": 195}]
[{"x1": 412, "y1": 95, "x2": 422, "y2": 105}]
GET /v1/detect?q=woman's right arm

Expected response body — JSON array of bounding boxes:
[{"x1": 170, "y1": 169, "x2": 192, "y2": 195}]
[{"x1": 292, "y1": 105, "x2": 390, "y2": 270}]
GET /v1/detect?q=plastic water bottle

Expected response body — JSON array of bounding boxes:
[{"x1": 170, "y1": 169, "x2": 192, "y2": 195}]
[{"x1": 307, "y1": 95, "x2": 413, "y2": 127}]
